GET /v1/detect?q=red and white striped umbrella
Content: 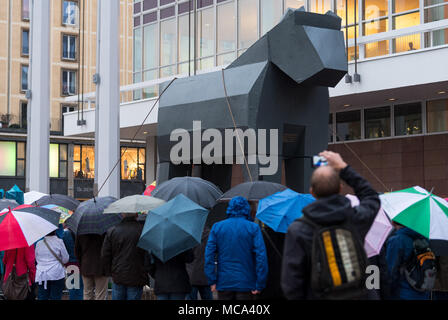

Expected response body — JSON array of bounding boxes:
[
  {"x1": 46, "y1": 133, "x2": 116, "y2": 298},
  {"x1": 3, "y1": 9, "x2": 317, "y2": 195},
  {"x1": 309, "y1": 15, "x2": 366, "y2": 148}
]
[{"x1": 0, "y1": 207, "x2": 60, "y2": 251}]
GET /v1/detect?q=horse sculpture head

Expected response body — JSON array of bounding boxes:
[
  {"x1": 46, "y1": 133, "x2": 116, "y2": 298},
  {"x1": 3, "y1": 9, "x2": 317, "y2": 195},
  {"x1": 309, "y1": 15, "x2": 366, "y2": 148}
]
[{"x1": 227, "y1": 7, "x2": 347, "y2": 87}]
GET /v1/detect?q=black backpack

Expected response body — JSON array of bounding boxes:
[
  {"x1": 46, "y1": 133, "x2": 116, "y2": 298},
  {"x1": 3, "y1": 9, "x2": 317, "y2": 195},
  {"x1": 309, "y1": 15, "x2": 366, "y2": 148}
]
[
  {"x1": 301, "y1": 216, "x2": 368, "y2": 300},
  {"x1": 402, "y1": 238, "x2": 437, "y2": 292}
]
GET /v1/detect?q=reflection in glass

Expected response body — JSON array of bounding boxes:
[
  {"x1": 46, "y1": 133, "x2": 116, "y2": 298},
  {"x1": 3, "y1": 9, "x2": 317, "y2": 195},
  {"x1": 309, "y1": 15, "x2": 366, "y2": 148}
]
[
  {"x1": 424, "y1": 5, "x2": 448, "y2": 23},
  {"x1": 217, "y1": 52, "x2": 236, "y2": 66},
  {"x1": 160, "y1": 18, "x2": 176, "y2": 66},
  {"x1": 178, "y1": 14, "x2": 194, "y2": 62},
  {"x1": 336, "y1": 0, "x2": 356, "y2": 26},
  {"x1": 365, "y1": 107, "x2": 391, "y2": 139},
  {"x1": 199, "y1": 57, "x2": 214, "y2": 71},
  {"x1": 143, "y1": 69, "x2": 158, "y2": 98},
  {"x1": 365, "y1": 40, "x2": 389, "y2": 58},
  {"x1": 393, "y1": 12, "x2": 420, "y2": 30},
  {"x1": 310, "y1": 0, "x2": 331, "y2": 14},
  {"x1": 22, "y1": 30, "x2": 29, "y2": 55},
  {"x1": 424, "y1": 0, "x2": 448, "y2": 5},
  {"x1": 363, "y1": 18, "x2": 388, "y2": 35},
  {"x1": 121, "y1": 148, "x2": 145, "y2": 180},
  {"x1": 284, "y1": 0, "x2": 305, "y2": 10},
  {"x1": 336, "y1": 111, "x2": 361, "y2": 141},
  {"x1": 238, "y1": 0, "x2": 258, "y2": 49},
  {"x1": 197, "y1": 8, "x2": 215, "y2": 57},
  {"x1": 427, "y1": 99, "x2": 448, "y2": 133},
  {"x1": 160, "y1": 65, "x2": 176, "y2": 77},
  {"x1": 50, "y1": 144, "x2": 59, "y2": 178},
  {"x1": 424, "y1": 28, "x2": 448, "y2": 47},
  {"x1": 393, "y1": 0, "x2": 419, "y2": 13},
  {"x1": 133, "y1": 72, "x2": 142, "y2": 100},
  {"x1": 17, "y1": 142, "x2": 25, "y2": 159},
  {"x1": 134, "y1": 28, "x2": 142, "y2": 72},
  {"x1": 0, "y1": 142, "x2": 16, "y2": 176},
  {"x1": 60, "y1": 144, "x2": 68, "y2": 161},
  {"x1": 73, "y1": 145, "x2": 95, "y2": 179},
  {"x1": 144, "y1": 24, "x2": 158, "y2": 69},
  {"x1": 362, "y1": 0, "x2": 388, "y2": 20},
  {"x1": 17, "y1": 160, "x2": 25, "y2": 177},
  {"x1": 261, "y1": 0, "x2": 282, "y2": 35},
  {"x1": 394, "y1": 103, "x2": 422, "y2": 136},
  {"x1": 217, "y1": 1, "x2": 236, "y2": 53},
  {"x1": 21, "y1": 65, "x2": 28, "y2": 91},
  {"x1": 393, "y1": 33, "x2": 420, "y2": 53},
  {"x1": 22, "y1": 0, "x2": 30, "y2": 20},
  {"x1": 63, "y1": 1, "x2": 78, "y2": 25}
]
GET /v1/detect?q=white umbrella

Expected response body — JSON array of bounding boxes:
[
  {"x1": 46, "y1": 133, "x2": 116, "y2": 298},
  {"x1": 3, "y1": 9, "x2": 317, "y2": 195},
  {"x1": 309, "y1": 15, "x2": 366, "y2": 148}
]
[{"x1": 24, "y1": 191, "x2": 47, "y2": 205}]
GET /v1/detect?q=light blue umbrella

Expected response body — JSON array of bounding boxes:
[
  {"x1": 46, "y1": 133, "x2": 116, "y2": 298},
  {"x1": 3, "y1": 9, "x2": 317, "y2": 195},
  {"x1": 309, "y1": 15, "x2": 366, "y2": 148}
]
[
  {"x1": 5, "y1": 185, "x2": 24, "y2": 205},
  {"x1": 138, "y1": 194, "x2": 209, "y2": 263},
  {"x1": 256, "y1": 189, "x2": 315, "y2": 233}
]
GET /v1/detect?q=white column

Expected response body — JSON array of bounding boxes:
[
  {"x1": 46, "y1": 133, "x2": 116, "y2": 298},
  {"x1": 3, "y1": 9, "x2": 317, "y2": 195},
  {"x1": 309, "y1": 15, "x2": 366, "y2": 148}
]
[
  {"x1": 26, "y1": 0, "x2": 50, "y2": 193},
  {"x1": 94, "y1": 0, "x2": 120, "y2": 198}
]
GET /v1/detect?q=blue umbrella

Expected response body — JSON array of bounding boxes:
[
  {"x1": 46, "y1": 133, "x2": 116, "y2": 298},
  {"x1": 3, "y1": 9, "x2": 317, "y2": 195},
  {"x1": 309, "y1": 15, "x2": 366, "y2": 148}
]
[
  {"x1": 256, "y1": 189, "x2": 315, "y2": 233},
  {"x1": 138, "y1": 194, "x2": 209, "y2": 263},
  {"x1": 5, "y1": 185, "x2": 24, "y2": 205}
]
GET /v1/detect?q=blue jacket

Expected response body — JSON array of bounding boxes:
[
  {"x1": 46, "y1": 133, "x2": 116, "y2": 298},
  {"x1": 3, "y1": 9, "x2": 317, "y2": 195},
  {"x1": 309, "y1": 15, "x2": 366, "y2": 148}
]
[
  {"x1": 62, "y1": 229, "x2": 79, "y2": 264},
  {"x1": 385, "y1": 227, "x2": 430, "y2": 300},
  {"x1": 204, "y1": 197, "x2": 268, "y2": 292}
]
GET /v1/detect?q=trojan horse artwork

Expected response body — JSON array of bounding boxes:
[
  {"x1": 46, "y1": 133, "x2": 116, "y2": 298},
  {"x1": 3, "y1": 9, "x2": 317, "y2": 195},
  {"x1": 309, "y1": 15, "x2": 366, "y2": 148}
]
[{"x1": 156, "y1": 7, "x2": 347, "y2": 194}]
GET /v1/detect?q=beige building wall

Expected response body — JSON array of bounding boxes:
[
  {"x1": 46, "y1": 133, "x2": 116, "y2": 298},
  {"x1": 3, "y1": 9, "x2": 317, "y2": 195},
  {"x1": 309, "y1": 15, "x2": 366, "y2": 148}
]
[{"x1": 0, "y1": 0, "x2": 133, "y2": 132}]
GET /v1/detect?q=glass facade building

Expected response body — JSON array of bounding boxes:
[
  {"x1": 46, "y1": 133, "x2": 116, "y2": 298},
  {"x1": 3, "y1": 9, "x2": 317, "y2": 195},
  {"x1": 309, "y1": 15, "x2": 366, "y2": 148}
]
[{"x1": 132, "y1": 0, "x2": 448, "y2": 97}]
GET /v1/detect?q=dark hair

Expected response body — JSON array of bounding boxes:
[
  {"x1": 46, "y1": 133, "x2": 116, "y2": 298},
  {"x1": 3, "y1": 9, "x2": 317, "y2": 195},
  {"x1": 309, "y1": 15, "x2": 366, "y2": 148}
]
[{"x1": 311, "y1": 167, "x2": 341, "y2": 198}]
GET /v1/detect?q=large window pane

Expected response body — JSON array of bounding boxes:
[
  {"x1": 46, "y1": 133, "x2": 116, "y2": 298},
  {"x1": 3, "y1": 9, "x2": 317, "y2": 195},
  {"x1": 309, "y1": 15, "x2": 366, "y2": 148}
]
[
  {"x1": 365, "y1": 106, "x2": 391, "y2": 139},
  {"x1": 50, "y1": 144, "x2": 59, "y2": 178},
  {"x1": 394, "y1": 103, "x2": 422, "y2": 136},
  {"x1": 197, "y1": 8, "x2": 214, "y2": 57},
  {"x1": 217, "y1": 1, "x2": 236, "y2": 53},
  {"x1": 22, "y1": 0, "x2": 30, "y2": 20},
  {"x1": 82, "y1": 146, "x2": 95, "y2": 179},
  {"x1": 143, "y1": 69, "x2": 158, "y2": 98},
  {"x1": 0, "y1": 142, "x2": 16, "y2": 176},
  {"x1": 393, "y1": 33, "x2": 420, "y2": 52},
  {"x1": 178, "y1": 14, "x2": 194, "y2": 62},
  {"x1": 393, "y1": 0, "x2": 419, "y2": 13},
  {"x1": 427, "y1": 99, "x2": 448, "y2": 133},
  {"x1": 122, "y1": 148, "x2": 139, "y2": 180},
  {"x1": 199, "y1": 57, "x2": 214, "y2": 71},
  {"x1": 424, "y1": 28, "x2": 448, "y2": 47},
  {"x1": 160, "y1": 18, "x2": 176, "y2": 66},
  {"x1": 362, "y1": 0, "x2": 388, "y2": 20},
  {"x1": 217, "y1": 52, "x2": 236, "y2": 66},
  {"x1": 393, "y1": 12, "x2": 420, "y2": 30},
  {"x1": 160, "y1": 65, "x2": 176, "y2": 77},
  {"x1": 309, "y1": 0, "x2": 331, "y2": 14},
  {"x1": 336, "y1": 111, "x2": 361, "y2": 141},
  {"x1": 425, "y1": 0, "x2": 448, "y2": 5},
  {"x1": 133, "y1": 72, "x2": 142, "y2": 100},
  {"x1": 336, "y1": 0, "x2": 356, "y2": 26},
  {"x1": 63, "y1": 1, "x2": 78, "y2": 25},
  {"x1": 144, "y1": 24, "x2": 158, "y2": 69},
  {"x1": 363, "y1": 18, "x2": 388, "y2": 35},
  {"x1": 22, "y1": 29, "x2": 29, "y2": 55},
  {"x1": 284, "y1": 0, "x2": 305, "y2": 10},
  {"x1": 21, "y1": 65, "x2": 28, "y2": 91},
  {"x1": 261, "y1": 0, "x2": 282, "y2": 35},
  {"x1": 425, "y1": 4, "x2": 448, "y2": 22},
  {"x1": 365, "y1": 40, "x2": 389, "y2": 57},
  {"x1": 238, "y1": 0, "x2": 258, "y2": 49},
  {"x1": 134, "y1": 28, "x2": 142, "y2": 72}
]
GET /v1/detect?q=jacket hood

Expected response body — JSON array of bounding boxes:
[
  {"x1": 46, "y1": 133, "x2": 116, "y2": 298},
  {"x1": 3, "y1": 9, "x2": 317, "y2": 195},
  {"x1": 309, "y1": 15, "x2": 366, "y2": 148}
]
[
  {"x1": 396, "y1": 227, "x2": 425, "y2": 240},
  {"x1": 226, "y1": 196, "x2": 251, "y2": 219},
  {"x1": 302, "y1": 194, "x2": 351, "y2": 226}
]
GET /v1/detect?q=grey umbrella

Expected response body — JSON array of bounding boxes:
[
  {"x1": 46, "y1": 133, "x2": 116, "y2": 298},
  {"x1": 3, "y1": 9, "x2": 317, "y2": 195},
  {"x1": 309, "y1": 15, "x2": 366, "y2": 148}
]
[
  {"x1": 218, "y1": 181, "x2": 287, "y2": 202},
  {"x1": 65, "y1": 196, "x2": 121, "y2": 235},
  {"x1": 151, "y1": 177, "x2": 223, "y2": 209},
  {"x1": 34, "y1": 194, "x2": 80, "y2": 212},
  {"x1": 0, "y1": 199, "x2": 19, "y2": 212},
  {"x1": 103, "y1": 195, "x2": 166, "y2": 214}
]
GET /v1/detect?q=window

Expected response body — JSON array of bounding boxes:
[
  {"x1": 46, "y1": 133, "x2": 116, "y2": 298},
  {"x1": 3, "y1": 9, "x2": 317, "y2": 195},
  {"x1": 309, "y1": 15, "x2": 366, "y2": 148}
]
[
  {"x1": 217, "y1": 1, "x2": 236, "y2": 54},
  {"x1": 160, "y1": 18, "x2": 176, "y2": 66},
  {"x1": 20, "y1": 102, "x2": 27, "y2": 129},
  {"x1": 49, "y1": 144, "x2": 68, "y2": 178},
  {"x1": 121, "y1": 147, "x2": 146, "y2": 181},
  {"x1": 427, "y1": 99, "x2": 448, "y2": 133},
  {"x1": 73, "y1": 145, "x2": 95, "y2": 179},
  {"x1": 62, "y1": 1, "x2": 78, "y2": 25},
  {"x1": 59, "y1": 144, "x2": 68, "y2": 178},
  {"x1": 238, "y1": 0, "x2": 258, "y2": 49},
  {"x1": 144, "y1": 23, "x2": 158, "y2": 69},
  {"x1": 364, "y1": 106, "x2": 391, "y2": 139},
  {"x1": 62, "y1": 34, "x2": 77, "y2": 60},
  {"x1": 394, "y1": 103, "x2": 422, "y2": 136},
  {"x1": 134, "y1": 28, "x2": 142, "y2": 72},
  {"x1": 336, "y1": 110, "x2": 361, "y2": 141},
  {"x1": 393, "y1": 0, "x2": 419, "y2": 13},
  {"x1": 285, "y1": 0, "x2": 306, "y2": 10},
  {"x1": 22, "y1": 0, "x2": 30, "y2": 20},
  {"x1": 62, "y1": 70, "x2": 77, "y2": 96},
  {"x1": 16, "y1": 142, "x2": 25, "y2": 177},
  {"x1": 143, "y1": 69, "x2": 158, "y2": 98},
  {"x1": 328, "y1": 113, "x2": 334, "y2": 143},
  {"x1": 21, "y1": 65, "x2": 29, "y2": 92},
  {"x1": 61, "y1": 105, "x2": 77, "y2": 132},
  {"x1": 0, "y1": 142, "x2": 16, "y2": 176},
  {"x1": 22, "y1": 29, "x2": 29, "y2": 56},
  {"x1": 362, "y1": 0, "x2": 388, "y2": 20},
  {"x1": 309, "y1": 0, "x2": 331, "y2": 14},
  {"x1": 197, "y1": 7, "x2": 214, "y2": 57},
  {"x1": 178, "y1": 13, "x2": 194, "y2": 63},
  {"x1": 261, "y1": 0, "x2": 282, "y2": 35}
]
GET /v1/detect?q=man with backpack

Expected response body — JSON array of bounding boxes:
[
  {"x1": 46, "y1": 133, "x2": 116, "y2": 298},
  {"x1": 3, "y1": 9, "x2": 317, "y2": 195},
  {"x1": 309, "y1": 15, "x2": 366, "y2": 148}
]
[
  {"x1": 385, "y1": 222, "x2": 436, "y2": 300},
  {"x1": 281, "y1": 151, "x2": 380, "y2": 300}
]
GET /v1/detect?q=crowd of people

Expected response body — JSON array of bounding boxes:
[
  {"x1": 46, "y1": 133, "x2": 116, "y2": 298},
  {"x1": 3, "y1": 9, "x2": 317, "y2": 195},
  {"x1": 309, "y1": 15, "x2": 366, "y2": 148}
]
[{"x1": 0, "y1": 151, "x2": 447, "y2": 300}]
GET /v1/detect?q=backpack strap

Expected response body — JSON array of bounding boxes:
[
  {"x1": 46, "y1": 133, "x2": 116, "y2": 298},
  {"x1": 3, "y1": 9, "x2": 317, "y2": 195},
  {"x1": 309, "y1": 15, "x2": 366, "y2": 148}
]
[{"x1": 43, "y1": 238, "x2": 64, "y2": 267}]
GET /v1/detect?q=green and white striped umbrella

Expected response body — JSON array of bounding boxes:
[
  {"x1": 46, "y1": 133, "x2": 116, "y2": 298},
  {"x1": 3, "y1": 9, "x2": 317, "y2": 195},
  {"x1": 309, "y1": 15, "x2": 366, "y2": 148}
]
[{"x1": 380, "y1": 186, "x2": 448, "y2": 240}]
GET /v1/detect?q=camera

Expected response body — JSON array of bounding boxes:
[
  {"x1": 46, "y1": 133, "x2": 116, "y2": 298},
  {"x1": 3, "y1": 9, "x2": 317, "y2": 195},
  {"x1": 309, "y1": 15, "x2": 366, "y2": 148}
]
[{"x1": 312, "y1": 156, "x2": 328, "y2": 168}]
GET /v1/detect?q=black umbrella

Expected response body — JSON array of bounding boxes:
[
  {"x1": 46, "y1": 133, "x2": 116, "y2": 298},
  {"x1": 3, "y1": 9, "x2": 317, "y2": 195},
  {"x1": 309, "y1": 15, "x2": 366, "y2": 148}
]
[
  {"x1": 65, "y1": 197, "x2": 121, "y2": 235},
  {"x1": 34, "y1": 194, "x2": 80, "y2": 212},
  {"x1": 0, "y1": 199, "x2": 19, "y2": 212},
  {"x1": 151, "y1": 177, "x2": 223, "y2": 209},
  {"x1": 218, "y1": 181, "x2": 287, "y2": 202}
]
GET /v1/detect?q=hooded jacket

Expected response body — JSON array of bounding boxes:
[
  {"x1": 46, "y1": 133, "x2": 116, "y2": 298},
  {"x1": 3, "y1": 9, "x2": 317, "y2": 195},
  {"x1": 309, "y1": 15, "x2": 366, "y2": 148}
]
[
  {"x1": 281, "y1": 166, "x2": 380, "y2": 300},
  {"x1": 385, "y1": 227, "x2": 431, "y2": 300},
  {"x1": 204, "y1": 197, "x2": 268, "y2": 292}
]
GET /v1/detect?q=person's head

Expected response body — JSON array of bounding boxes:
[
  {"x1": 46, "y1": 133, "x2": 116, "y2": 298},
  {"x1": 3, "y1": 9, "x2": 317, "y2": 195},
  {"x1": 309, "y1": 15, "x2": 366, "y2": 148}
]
[
  {"x1": 226, "y1": 196, "x2": 251, "y2": 219},
  {"x1": 309, "y1": 166, "x2": 342, "y2": 199}
]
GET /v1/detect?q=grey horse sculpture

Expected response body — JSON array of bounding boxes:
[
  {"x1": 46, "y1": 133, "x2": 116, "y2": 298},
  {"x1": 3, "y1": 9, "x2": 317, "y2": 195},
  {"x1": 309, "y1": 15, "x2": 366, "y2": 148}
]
[{"x1": 156, "y1": 7, "x2": 347, "y2": 193}]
